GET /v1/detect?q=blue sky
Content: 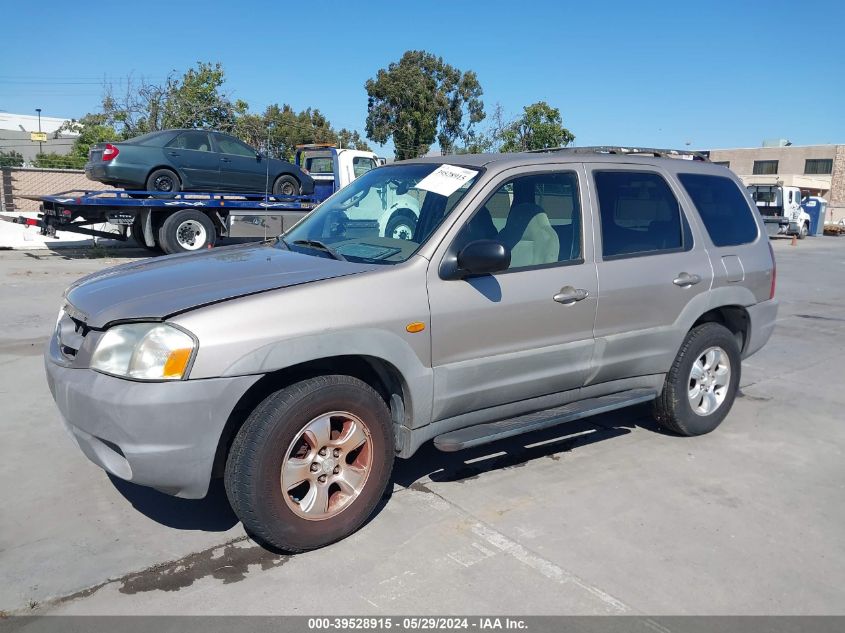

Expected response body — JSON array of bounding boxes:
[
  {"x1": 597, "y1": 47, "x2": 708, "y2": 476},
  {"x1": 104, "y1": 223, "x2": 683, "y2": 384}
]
[{"x1": 2, "y1": 0, "x2": 843, "y2": 153}]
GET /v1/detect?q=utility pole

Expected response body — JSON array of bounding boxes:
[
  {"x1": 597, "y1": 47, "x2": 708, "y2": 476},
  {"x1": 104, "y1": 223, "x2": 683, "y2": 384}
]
[{"x1": 35, "y1": 108, "x2": 43, "y2": 155}]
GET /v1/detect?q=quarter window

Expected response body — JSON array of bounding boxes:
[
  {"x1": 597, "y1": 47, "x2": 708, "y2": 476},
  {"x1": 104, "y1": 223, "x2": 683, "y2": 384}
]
[
  {"x1": 455, "y1": 172, "x2": 582, "y2": 270},
  {"x1": 805, "y1": 158, "x2": 833, "y2": 175},
  {"x1": 678, "y1": 174, "x2": 759, "y2": 247},
  {"x1": 752, "y1": 160, "x2": 778, "y2": 175},
  {"x1": 595, "y1": 171, "x2": 690, "y2": 258},
  {"x1": 167, "y1": 131, "x2": 212, "y2": 152}
]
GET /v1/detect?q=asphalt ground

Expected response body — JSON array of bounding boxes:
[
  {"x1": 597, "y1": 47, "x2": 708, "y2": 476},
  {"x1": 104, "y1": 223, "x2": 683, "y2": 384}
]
[{"x1": 1, "y1": 236, "x2": 844, "y2": 616}]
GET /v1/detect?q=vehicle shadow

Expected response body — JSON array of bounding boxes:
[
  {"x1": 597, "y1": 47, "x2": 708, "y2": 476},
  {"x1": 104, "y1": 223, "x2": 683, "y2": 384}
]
[
  {"x1": 391, "y1": 402, "x2": 667, "y2": 489},
  {"x1": 107, "y1": 403, "x2": 668, "y2": 537},
  {"x1": 108, "y1": 474, "x2": 238, "y2": 532}
]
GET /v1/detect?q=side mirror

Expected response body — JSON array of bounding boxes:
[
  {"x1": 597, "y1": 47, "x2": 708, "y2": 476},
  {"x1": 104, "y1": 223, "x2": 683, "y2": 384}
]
[{"x1": 440, "y1": 239, "x2": 510, "y2": 280}]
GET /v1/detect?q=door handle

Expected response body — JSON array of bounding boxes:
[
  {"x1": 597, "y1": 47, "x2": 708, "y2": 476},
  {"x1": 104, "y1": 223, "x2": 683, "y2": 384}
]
[
  {"x1": 221, "y1": 157, "x2": 231, "y2": 162},
  {"x1": 168, "y1": 151, "x2": 180, "y2": 156},
  {"x1": 553, "y1": 286, "x2": 589, "y2": 304},
  {"x1": 673, "y1": 272, "x2": 702, "y2": 287}
]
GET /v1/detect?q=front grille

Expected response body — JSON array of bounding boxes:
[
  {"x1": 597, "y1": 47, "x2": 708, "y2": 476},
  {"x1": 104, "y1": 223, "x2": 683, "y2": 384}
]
[{"x1": 57, "y1": 311, "x2": 90, "y2": 359}]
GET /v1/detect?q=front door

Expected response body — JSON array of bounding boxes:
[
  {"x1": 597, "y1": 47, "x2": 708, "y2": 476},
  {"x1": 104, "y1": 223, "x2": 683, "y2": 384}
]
[
  {"x1": 165, "y1": 130, "x2": 219, "y2": 190},
  {"x1": 213, "y1": 133, "x2": 267, "y2": 192},
  {"x1": 586, "y1": 164, "x2": 714, "y2": 385},
  {"x1": 427, "y1": 166, "x2": 598, "y2": 422}
]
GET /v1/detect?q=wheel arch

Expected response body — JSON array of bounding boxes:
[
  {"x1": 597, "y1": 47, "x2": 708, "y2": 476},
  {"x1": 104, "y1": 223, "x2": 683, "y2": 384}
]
[
  {"x1": 691, "y1": 305, "x2": 751, "y2": 354},
  {"x1": 211, "y1": 354, "x2": 411, "y2": 477}
]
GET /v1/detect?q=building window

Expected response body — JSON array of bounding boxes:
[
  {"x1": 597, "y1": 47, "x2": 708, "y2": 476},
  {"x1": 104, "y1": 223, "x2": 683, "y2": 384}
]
[
  {"x1": 805, "y1": 159, "x2": 833, "y2": 175},
  {"x1": 752, "y1": 160, "x2": 778, "y2": 175},
  {"x1": 713, "y1": 161, "x2": 730, "y2": 168}
]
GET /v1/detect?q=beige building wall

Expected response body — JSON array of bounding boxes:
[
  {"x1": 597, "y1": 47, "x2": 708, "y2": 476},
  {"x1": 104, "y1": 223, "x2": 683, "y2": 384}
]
[{"x1": 707, "y1": 144, "x2": 844, "y2": 223}]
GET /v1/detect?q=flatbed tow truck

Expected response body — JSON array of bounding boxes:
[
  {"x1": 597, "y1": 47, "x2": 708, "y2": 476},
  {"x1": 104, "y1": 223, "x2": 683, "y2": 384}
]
[{"x1": 0, "y1": 145, "x2": 381, "y2": 254}]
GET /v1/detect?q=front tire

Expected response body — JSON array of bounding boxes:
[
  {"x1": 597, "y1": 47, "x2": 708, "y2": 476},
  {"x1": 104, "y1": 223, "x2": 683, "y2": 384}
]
[
  {"x1": 158, "y1": 209, "x2": 216, "y2": 254},
  {"x1": 385, "y1": 210, "x2": 417, "y2": 241},
  {"x1": 798, "y1": 223, "x2": 808, "y2": 239},
  {"x1": 272, "y1": 175, "x2": 300, "y2": 197},
  {"x1": 653, "y1": 323, "x2": 741, "y2": 436},
  {"x1": 225, "y1": 376, "x2": 395, "y2": 552}
]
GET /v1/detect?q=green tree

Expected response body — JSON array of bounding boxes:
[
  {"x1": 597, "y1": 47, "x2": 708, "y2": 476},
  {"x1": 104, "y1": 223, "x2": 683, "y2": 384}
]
[
  {"x1": 0, "y1": 150, "x2": 24, "y2": 167},
  {"x1": 365, "y1": 50, "x2": 484, "y2": 160},
  {"x1": 32, "y1": 153, "x2": 86, "y2": 169},
  {"x1": 499, "y1": 101, "x2": 574, "y2": 152}
]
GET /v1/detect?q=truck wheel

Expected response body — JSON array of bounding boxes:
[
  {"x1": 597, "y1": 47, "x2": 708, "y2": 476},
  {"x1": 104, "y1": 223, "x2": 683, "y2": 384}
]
[
  {"x1": 225, "y1": 375, "x2": 395, "y2": 552},
  {"x1": 798, "y1": 223, "x2": 808, "y2": 239},
  {"x1": 131, "y1": 217, "x2": 161, "y2": 252},
  {"x1": 272, "y1": 175, "x2": 300, "y2": 197},
  {"x1": 146, "y1": 168, "x2": 181, "y2": 194},
  {"x1": 158, "y1": 210, "x2": 216, "y2": 254},
  {"x1": 385, "y1": 210, "x2": 417, "y2": 241},
  {"x1": 652, "y1": 323, "x2": 740, "y2": 437}
]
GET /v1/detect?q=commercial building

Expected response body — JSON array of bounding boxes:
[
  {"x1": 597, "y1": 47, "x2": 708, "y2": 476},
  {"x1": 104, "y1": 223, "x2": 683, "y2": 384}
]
[
  {"x1": 0, "y1": 112, "x2": 77, "y2": 162},
  {"x1": 706, "y1": 143, "x2": 845, "y2": 224}
]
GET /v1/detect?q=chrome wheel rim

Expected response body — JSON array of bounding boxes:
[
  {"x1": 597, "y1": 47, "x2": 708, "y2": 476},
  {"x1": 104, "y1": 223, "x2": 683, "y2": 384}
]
[
  {"x1": 688, "y1": 346, "x2": 731, "y2": 416},
  {"x1": 175, "y1": 220, "x2": 207, "y2": 250},
  {"x1": 391, "y1": 222, "x2": 414, "y2": 240},
  {"x1": 281, "y1": 411, "x2": 373, "y2": 521}
]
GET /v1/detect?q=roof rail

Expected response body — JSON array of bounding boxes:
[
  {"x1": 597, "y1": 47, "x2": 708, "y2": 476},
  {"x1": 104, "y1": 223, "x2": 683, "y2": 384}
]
[{"x1": 527, "y1": 146, "x2": 710, "y2": 162}]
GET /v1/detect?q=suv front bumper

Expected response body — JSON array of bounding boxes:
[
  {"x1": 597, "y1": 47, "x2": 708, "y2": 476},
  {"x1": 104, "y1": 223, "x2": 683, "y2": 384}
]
[{"x1": 45, "y1": 347, "x2": 261, "y2": 499}]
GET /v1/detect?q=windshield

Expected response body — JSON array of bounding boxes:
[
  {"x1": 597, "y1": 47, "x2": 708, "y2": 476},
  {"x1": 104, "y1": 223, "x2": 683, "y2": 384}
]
[{"x1": 282, "y1": 163, "x2": 480, "y2": 264}]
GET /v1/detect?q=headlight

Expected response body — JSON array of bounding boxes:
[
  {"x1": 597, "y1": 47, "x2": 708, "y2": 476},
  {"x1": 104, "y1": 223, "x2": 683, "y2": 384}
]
[{"x1": 90, "y1": 323, "x2": 196, "y2": 380}]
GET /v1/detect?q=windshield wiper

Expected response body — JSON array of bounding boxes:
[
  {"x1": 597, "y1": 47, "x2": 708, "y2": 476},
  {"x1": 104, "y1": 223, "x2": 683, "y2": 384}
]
[{"x1": 291, "y1": 239, "x2": 346, "y2": 261}]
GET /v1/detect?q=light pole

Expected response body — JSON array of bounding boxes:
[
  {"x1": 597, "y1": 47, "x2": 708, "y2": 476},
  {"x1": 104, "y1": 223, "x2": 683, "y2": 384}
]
[{"x1": 35, "y1": 108, "x2": 43, "y2": 155}]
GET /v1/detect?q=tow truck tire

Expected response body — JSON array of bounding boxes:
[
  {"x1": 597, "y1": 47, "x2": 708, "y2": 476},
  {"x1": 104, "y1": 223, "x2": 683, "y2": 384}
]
[
  {"x1": 385, "y1": 210, "x2": 417, "y2": 241},
  {"x1": 131, "y1": 217, "x2": 161, "y2": 252},
  {"x1": 272, "y1": 175, "x2": 300, "y2": 197},
  {"x1": 798, "y1": 223, "x2": 808, "y2": 239},
  {"x1": 158, "y1": 210, "x2": 216, "y2": 254}
]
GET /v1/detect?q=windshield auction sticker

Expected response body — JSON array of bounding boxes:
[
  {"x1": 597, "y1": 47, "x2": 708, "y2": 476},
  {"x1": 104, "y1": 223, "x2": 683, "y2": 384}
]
[{"x1": 415, "y1": 164, "x2": 478, "y2": 197}]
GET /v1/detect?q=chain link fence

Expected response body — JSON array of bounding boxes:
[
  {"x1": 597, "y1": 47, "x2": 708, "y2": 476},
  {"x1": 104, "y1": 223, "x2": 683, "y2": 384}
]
[{"x1": 0, "y1": 166, "x2": 114, "y2": 213}]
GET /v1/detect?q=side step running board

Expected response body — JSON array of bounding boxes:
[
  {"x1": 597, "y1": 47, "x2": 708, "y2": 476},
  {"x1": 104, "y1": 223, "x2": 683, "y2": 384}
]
[{"x1": 433, "y1": 388, "x2": 657, "y2": 452}]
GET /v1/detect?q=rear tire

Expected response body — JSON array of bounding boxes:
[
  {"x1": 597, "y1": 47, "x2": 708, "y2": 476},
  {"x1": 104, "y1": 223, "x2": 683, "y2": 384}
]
[
  {"x1": 652, "y1": 323, "x2": 740, "y2": 436},
  {"x1": 145, "y1": 168, "x2": 181, "y2": 195},
  {"x1": 158, "y1": 209, "x2": 216, "y2": 254},
  {"x1": 272, "y1": 175, "x2": 300, "y2": 197},
  {"x1": 225, "y1": 375, "x2": 395, "y2": 552}
]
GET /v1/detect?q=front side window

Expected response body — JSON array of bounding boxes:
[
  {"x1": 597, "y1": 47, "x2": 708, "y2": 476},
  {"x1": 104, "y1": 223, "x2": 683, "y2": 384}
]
[
  {"x1": 216, "y1": 135, "x2": 256, "y2": 157},
  {"x1": 595, "y1": 171, "x2": 690, "y2": 258},
  {"x1": 752, "y1": 160, "x2": 778, "y2": 175},
  {"x1": 454, "y1": 172, "x2": 582, "y2": 270},
  {"x1": 805, "y1": 158, "x2": 833, "y2": 175},
  {"x1": 353, "y1": 156, "x2": 376, "y2": 178},
  {"x1": 678, "y1": 173, "x2": 759, "y2": 247},
  {"x1": 283, "y1": 163, "x2": 479, "y2": 264},
  {"x1": 167, "y1": 131, "x2": 212, "y2": 152}
]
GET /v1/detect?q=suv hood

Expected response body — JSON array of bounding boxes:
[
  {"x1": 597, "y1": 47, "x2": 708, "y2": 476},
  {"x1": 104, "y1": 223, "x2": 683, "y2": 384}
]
[{"x1": 64, "y1": 242, "x2": 378, "y2": 328}]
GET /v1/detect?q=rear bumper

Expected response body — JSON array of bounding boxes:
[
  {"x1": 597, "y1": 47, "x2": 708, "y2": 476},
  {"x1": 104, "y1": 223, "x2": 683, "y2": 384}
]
[
  {"x1": 84, "y1": 162, "x2": 143, "y2": 188},
  {"x1": 744, "y1": 299, "x2": 779, "y2": 359},
  {"x1": 45, "y1": 344, "x2": 261, "y2": 498}
]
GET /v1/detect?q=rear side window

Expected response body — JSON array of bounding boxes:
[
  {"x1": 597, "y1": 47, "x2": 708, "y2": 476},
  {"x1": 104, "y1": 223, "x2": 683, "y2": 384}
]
[
  {"x1": 678, "y1": 174, "x2": 758, "y2": 247},
  {"x1": 594, "y1": 171, "x2": 690, "y2": 258}
]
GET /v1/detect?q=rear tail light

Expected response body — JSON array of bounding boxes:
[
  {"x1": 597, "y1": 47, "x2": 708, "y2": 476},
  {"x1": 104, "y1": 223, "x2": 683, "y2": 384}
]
[
  {"x1": 768, "y1": 241, "x2": 776, "y2": 299},
  {"x1": 102, "y1": 144, "x2": 119, "y2": 161}
]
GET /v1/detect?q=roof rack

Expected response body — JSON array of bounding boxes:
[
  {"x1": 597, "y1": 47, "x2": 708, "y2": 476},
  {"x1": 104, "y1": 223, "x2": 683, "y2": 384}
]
[{"x1": 527, "y1": 146, "x2": 710, "y2": 162}]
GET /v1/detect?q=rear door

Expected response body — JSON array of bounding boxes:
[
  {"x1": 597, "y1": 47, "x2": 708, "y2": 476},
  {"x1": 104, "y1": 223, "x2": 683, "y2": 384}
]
[
  {"x1": 213, "y1": 133, "x2": 266, "y2": 192},
  {"x1": 427, "y1": 165, "x2": 598, "y2": 422},
  {"x1": 165, "y1": 131, "x2": 219, "y2": 190},
  {"x1": 587, "y1": 164, "x2": 713, "y2": 386}
]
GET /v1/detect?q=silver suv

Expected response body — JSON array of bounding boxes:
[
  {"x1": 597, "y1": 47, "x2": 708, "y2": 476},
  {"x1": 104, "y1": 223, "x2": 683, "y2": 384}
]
[{"x1": 46, "y1": 147, "x2": 778, "y2": 551}]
